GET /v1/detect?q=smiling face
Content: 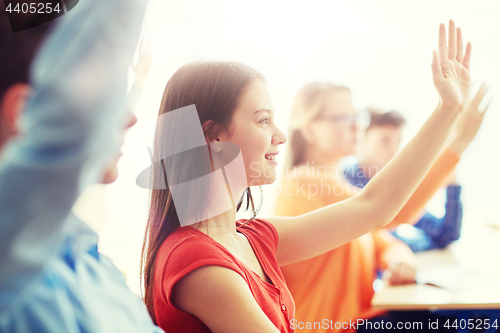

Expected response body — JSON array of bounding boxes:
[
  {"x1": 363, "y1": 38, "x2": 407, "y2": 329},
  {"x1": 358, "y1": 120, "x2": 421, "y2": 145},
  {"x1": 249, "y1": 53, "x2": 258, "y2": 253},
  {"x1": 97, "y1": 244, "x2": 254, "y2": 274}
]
[
  {"x1": 217, "y1": 79, "x2": 287, "y2": 186},
  {"x1": 305, "y1": 89, "x2": 358, "y2": 160}
]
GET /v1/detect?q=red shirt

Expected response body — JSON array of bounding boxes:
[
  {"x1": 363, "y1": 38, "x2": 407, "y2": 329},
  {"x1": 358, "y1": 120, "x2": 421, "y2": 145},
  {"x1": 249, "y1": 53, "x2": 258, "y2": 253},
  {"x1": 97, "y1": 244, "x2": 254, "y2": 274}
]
[{"x1": 153, "y1": 218, "x2": 295, "y2": 333}]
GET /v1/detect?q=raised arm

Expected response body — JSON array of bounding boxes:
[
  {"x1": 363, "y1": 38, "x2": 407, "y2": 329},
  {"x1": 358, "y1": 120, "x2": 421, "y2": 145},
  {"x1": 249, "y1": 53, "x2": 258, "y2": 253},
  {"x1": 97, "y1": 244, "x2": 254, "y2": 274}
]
[
  {"x1": 385, "y1": 82, "x2": 489, "y2": 229},
  {"x1": 0, "y1": 0, "x2": 146, "y2": 312},
  {"x1": 270, "y1": 20, "x2": 473, "y2": 266}
]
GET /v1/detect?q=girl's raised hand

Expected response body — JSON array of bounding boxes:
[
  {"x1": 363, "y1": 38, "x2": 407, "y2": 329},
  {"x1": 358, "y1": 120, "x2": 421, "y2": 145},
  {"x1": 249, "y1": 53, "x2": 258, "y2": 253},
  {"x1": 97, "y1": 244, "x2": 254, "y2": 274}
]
[
  {"x1": 447, "y1": 82, "x2": 492, "y2": 155},
  {"x1": 431, "y1": 20, "x2": 472, "y2": 112},
  {"x1": 132, "y1": 38, "x2": 152, "y2": 86}
]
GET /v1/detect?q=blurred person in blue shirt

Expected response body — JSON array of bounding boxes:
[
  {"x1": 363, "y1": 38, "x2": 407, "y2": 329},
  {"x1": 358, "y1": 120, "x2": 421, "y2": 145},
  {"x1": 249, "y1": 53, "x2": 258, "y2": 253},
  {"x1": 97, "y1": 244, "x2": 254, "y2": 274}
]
[
  {"x1": 0, "y1": 0, "x2": 163, "y2": 332},
  {"x1": 345, "y1": 89, "x2": 489, "y2": 252},
  {"x1": 344, "y1": 107, "x2": 464, "y2": 253}
]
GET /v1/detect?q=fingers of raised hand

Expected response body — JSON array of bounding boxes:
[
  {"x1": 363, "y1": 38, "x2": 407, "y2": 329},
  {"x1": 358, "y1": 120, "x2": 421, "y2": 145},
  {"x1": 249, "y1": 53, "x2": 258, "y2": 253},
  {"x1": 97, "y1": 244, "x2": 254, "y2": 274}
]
[
  {"x1": 431, "y1": 51, "x2": 443, "y2": 81},
  {"x1": 483, "y1": 98, "x2": 493, "y2": 115},
  {"x1": 470, "y1": 82, "x2": 489, "y2": 108},
  {"x1": 466, "y1": 82, "x2": 489, "y2": 115},
  {"x1": 139, "y1": 38, "x2": 152, "y2": 57},
  {"x1": 448, "y1": 20, "x2": 457, "y2": 60},
  {"x1": 456, "y1": 27, "x2": 464, "y2": 62},
  {"x1": 439, "y1": 23, "x2": 448, "y2": 61},
  {"x1": 134, "y1": 38, "x2": 152, "y2": 65},
  {"x1": 463, "y1": 42, "x2": 472, "y2": 69},
  {"x1": 138, "y1": 38, "x2": 146, "y2": 55},
  {"x1": 133, "y1": 38, "x2": 153, "y2": 78},
  {"x1": 440, "y1": 20, "x2": 471, "y2": 69}
]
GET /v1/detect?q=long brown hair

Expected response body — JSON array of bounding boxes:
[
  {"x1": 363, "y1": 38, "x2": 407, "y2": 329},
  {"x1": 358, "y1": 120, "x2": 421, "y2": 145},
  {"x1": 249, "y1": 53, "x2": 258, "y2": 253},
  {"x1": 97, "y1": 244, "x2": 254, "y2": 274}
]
[
  {"x1": 285, "y1": 82, "x2": 350, "y2": 168},
  {"x1": 141, "y1": 61, "x2": 264, "y2": 323}
]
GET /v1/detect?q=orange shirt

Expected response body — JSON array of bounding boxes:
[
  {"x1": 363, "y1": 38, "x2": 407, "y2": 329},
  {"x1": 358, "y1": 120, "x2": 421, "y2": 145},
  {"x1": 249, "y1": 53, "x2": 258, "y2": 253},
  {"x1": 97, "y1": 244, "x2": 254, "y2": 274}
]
[{"x1": 275, "y1": 148, "x2": 460, "y2": 333}]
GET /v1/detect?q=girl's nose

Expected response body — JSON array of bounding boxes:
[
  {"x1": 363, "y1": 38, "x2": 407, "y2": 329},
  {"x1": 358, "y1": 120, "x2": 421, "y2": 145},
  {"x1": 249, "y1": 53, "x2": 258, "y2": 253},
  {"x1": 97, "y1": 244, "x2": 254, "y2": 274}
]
[{"x1": 273, "y1": 126, "x2": 287, "y2": 145}]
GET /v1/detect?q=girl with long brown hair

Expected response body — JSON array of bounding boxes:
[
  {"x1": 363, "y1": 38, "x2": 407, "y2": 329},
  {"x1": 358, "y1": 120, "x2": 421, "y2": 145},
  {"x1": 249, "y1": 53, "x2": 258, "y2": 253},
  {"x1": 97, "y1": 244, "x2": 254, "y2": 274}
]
[{"x1": 142, "y1": 21, "x2": 472, "y2": 333}]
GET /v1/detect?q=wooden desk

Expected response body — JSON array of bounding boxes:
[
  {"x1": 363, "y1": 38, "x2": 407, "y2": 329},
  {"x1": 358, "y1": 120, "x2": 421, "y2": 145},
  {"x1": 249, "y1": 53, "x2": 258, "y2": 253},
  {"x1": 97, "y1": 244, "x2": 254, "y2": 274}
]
[
  {"x1": 372, "y1": 227, "x2": 500, "y2": 311},
  {"x1": 372, "y1": 283, "x2": 500, "y2": 311}
]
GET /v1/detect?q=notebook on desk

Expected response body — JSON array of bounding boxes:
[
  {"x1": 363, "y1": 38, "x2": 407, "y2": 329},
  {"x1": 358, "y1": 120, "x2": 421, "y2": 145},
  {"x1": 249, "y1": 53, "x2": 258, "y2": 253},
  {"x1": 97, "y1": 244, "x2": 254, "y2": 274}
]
[{"x1": 416, "y1": 265, "x2": 500, "y2": 291}]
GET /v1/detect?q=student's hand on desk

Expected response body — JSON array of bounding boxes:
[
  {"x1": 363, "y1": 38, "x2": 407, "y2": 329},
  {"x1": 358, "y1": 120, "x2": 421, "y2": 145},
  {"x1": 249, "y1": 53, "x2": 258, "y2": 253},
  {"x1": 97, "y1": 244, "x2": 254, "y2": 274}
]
[
  {"x1": 383, "y1": 261, "x2": 417, "y2": 286},
  {"x1": 447, "y1": 82, "x2": 491, "y2": 156},
  {"x1": 432, "y1": 20, "x2": 472, "y2": 113}
]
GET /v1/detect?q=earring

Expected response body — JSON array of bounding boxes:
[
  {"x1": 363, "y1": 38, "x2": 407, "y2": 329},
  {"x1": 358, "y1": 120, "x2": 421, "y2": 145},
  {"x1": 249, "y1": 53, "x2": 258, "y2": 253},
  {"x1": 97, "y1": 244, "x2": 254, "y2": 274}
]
[{"x1": 210, "y1": 141, "x2": 222, "y2": 153}]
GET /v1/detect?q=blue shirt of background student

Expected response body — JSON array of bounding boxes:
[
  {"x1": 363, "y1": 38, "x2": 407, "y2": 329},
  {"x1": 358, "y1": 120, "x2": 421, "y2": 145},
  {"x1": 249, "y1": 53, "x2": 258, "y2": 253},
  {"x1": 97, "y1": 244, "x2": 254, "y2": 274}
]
[{"x1": 343, "y1": 162, "x2": 462, "y2": 252}]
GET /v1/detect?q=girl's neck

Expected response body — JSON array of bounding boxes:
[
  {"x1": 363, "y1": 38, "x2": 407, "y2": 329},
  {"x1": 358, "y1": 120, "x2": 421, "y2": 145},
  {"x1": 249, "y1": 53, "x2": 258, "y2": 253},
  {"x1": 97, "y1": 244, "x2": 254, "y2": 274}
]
[{"x1": 192, "y1": 203, "x2": 238, "y2": 237}]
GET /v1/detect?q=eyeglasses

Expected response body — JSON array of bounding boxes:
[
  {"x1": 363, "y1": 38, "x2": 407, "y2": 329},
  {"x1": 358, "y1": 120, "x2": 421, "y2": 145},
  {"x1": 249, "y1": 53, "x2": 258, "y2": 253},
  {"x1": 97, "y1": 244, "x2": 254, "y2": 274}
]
[{"x1": 314, "y1": 111, "x2": 371, "y2": 129}]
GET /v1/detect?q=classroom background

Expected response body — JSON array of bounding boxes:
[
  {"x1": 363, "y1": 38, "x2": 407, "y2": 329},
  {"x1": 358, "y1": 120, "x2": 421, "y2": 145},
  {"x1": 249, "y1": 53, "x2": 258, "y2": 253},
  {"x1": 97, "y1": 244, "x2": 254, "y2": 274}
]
[{"x1": 71, "y1": 0, "x2": 500, "y2": 295}]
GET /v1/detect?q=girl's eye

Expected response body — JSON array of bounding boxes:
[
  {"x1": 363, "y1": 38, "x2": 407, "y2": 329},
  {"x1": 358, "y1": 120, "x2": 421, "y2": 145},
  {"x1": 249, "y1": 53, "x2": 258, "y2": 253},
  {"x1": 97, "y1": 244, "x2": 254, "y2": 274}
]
[{"x1": 259, "y1": 117, "x2": 269, "y2": 125}]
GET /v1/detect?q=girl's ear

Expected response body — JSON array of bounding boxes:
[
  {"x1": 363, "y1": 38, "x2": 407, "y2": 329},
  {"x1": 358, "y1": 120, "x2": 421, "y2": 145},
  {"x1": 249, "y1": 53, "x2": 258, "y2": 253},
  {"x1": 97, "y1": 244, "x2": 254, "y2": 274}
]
[
  {"x1": 201, "y1": 120, "x2": 215, "y2": 141},
  {"x1": 299, "y1": 123, "x2": 316, "y2": 146},
  {"x1": 202, "y1": 120, "x2": 223, "y2": 152}
]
